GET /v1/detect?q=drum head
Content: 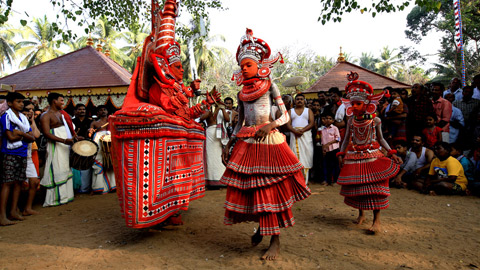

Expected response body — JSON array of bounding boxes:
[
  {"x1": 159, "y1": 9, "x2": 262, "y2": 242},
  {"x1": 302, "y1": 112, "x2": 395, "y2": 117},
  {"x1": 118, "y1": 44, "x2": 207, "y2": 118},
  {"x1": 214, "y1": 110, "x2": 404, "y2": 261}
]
[
  {"x1": 101, "y1": 135, "x2": 112, "y2": 142},
  {"x1": 72, "y1": 140, "x2": 98, "y2": 156}
]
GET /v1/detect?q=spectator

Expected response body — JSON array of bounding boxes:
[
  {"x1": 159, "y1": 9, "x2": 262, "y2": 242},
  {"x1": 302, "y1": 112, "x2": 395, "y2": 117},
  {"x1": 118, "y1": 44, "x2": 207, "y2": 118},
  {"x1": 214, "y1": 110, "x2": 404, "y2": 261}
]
[
  {"x1": 71, "y1": 103, "x2": 93, "y2": 194},
  {"x1": 409, "y1": 134, "x2": 435, "y2": 183},
  {"x1": 385, "y1": 88, "x2": 407, "y2": 141},
  {"x1": 450, "y1": 143, "x2": 474, "y2": 183},
  {"x1": 444, "y1": 93, "x2": 464, "y2": 143},
  {"x1": 406, "y1": 83, "x2": 435, "y2": 138},
  {"x1": 431, "y1": 82, "x2": 452, "y2": 142},
  {"x1": 422, "y1": 114, "x2": 442, "y2": 149},
  {"x1": 443, "y1": 77, "x2": 463, "y2": 101},
  {"x1": 472, "y1": 74, "x2": 480, "y2": 100},
  {"x1": 311, "y1": 99, "x2": 324, "y2": 183},
  {"x1": 392, "y1": 140, "x2": 417, "y2": 188},
  {"x1": 452, "y1": 86, "x2": 480, "y2": 137},
  {"x1": 424, "y1": 141, "x2": 468, "y2": 195},
  {"x1": 288, "y1": 94, "x2": 314, "y2": 183},
  {"x1": 468, "y1": 145, "x2": 480, "y2": 195},
  {"x1": 1, "y1": 92, "x2": 35, "y2": 225},
  {"x1": 320, "y1": 111, "x2": 340, "y2": 185}
]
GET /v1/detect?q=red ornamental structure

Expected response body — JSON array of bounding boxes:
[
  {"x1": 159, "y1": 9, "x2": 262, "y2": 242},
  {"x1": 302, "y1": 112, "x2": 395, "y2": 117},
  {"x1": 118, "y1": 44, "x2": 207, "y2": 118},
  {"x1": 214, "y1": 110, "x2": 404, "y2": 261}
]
[{"x1": 109, "y1": 0, "x2": 218, "y2": 228}]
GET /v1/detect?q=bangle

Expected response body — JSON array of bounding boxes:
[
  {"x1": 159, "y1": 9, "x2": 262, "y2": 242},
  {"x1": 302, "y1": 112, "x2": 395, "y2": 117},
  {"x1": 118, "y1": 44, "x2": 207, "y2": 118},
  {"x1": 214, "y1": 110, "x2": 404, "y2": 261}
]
[
  {"x1": 387, "y1": 149, "x2": 397, "y2": 156},
  {"x1": 336, "y1": 151, "x2": 345, "y2": 157}
]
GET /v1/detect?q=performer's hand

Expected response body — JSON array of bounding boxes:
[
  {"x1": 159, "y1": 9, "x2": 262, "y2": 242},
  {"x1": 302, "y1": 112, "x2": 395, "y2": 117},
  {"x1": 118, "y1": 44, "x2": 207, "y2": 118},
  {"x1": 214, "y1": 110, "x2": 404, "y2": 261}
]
[
  {"x1": 391, "y1": 154, "x2": 403, "y2": 164},
  {"x1": 255, "y1": 124, "x2": 273, "y2": 142},
  {"x1": 206, "y1": 87, "x2": 223, "y2": 105},
  {"x1": 222, "y1": 146, "x2": 230, "y2": 166},
  {"x1": 76, "y1": 136, "x2": 85, "y2": 141},
  {"x1": 338, "y1": 156, "x2": 344, "y2": 169},
  {"x1": 190, "y1": 79, "x2": 201, "y2": 91}
]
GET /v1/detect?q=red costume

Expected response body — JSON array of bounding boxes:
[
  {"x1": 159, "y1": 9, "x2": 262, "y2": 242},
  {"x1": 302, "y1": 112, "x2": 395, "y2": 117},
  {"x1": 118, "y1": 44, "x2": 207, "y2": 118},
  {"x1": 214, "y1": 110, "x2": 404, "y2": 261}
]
[
  {"x1": 109, "y1": 0, "x2": 219, "y2": 228},
  {"x1": 221, "y1": 29, "x2": 310, "y2": 235},
  {"x1": 337, "y1": 73, "x2": 400, "y2": 210}
]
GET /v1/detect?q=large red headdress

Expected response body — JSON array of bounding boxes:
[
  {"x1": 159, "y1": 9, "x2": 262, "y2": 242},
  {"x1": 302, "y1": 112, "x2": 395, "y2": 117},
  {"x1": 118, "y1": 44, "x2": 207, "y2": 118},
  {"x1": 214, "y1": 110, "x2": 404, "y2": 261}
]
[
  {"x1": 136, "y1": 0, "x2": 184, "y2": 100},
  {"x1": 343, "y1": 72, "x2": 384, "y2": 116},
  {"x1": 232, "y1": 28, "x2": 283, "y2": 86}
]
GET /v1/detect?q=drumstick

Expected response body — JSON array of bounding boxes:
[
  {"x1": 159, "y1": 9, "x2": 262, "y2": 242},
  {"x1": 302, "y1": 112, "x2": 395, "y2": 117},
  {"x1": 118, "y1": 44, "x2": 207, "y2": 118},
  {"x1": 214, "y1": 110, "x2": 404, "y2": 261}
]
[{"x1": 89, "y1": 122, "x2": 109, "y2": 138}]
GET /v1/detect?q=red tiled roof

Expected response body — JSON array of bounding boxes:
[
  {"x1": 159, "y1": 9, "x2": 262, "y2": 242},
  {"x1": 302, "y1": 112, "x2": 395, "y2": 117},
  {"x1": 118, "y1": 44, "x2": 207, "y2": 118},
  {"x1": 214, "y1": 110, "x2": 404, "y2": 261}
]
[
  {"x1": 0, "y1": 46, "x2": 131, "y2": 90},
  {"x1": 304, "y1": 61, "x2": 411, "y2": 93}
]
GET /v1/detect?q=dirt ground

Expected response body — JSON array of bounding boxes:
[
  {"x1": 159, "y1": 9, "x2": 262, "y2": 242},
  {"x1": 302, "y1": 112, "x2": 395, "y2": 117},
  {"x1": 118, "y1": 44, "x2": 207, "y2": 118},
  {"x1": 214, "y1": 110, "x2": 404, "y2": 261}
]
[{"x1": 0, "y1": 183, "x2": 479, "y2": 270}]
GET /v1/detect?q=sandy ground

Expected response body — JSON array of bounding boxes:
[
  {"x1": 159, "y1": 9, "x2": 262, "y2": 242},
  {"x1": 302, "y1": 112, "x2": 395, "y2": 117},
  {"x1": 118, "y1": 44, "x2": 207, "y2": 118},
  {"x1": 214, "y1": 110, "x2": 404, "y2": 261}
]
[{"x1": 0, "y1": 183, "x2": 479, "y2": 270}]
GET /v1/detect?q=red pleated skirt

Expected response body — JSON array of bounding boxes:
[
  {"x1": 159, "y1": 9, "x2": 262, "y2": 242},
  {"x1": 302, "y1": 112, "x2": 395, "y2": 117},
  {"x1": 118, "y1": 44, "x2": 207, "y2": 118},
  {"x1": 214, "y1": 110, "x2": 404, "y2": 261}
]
[
  {"x1": 338, "y1": 156, "x2": 399, "y2": 210},
  {"x1": 220, "y1": 132, "x2": 310, "y2": 235}
]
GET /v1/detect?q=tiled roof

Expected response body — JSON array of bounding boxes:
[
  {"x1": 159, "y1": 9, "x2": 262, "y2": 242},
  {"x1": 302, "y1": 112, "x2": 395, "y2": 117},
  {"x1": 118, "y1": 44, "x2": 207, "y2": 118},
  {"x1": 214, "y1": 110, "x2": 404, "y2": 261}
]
[
  {"x1": 0, "y1": 46, "x2": 131, "y2": 90},
  {"x1": 304, "y1": 60, "x2": 411, "y2": 93}
]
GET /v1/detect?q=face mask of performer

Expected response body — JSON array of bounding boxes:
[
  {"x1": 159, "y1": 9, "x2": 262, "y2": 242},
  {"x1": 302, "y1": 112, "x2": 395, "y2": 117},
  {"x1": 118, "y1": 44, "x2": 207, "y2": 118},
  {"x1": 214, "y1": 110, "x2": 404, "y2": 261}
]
[
  {"x1": 240, "y1": 58, "x2": 258, "y2": 79},
  {"x1": 351, "y1": 100, "x2": 366, "y2": 116},
  {"x1": 170, "y1": 62, "x2": 184, "y2": 82}
]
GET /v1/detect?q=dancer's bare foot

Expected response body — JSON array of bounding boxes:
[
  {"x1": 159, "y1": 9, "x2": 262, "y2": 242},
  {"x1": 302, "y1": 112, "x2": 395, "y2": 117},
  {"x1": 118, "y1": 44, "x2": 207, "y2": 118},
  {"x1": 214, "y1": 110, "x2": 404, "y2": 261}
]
[
  {"x1": 261, "y1": 235, "x2": 280, "y2": 261},
  {"x1": 0, "y1": 217, "x2": 15, "y2": 226},
  {"x1": 429, "y1": 190, "x2": 437, "y2": 196},
  {"x1": 22, "y1": 209, "x2": 40, "y2": 216},
  {"x1": 354, "y1": 210, "x2": 365, "y2": 225},
  {"x1": 251, "y1": 228, "x2": 263, "y2": 246},
  {"x1": 9, "y1": 212, "x2": 25, "y2": 221},
  {"x1": 367, "y1": 221, "x2": 381, "y2": 234}
]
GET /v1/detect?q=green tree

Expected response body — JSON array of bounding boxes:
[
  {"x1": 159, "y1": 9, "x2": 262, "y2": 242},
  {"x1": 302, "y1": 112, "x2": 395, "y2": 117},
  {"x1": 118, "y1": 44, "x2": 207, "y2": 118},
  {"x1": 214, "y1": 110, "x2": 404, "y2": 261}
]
[
  {"x1": 1, "y1": 0, "x2": 223, "y2": 42},
  {"x1": 318, "y1": 0, "x2": 442, "y2": 25},
  {"x1": 0, "y1": 24, "x2": 16, "y2": 74},
  {"x1": 15, "y1": 16, "x2": 64, "y2": 68},
  {"x1": 358, "y1": 52, "x2": 379, "y2": 71},
  {"x1": 120, "y1": 21, "x2": 148, "y2": 73},
  {"x1": 92, "y1": 15, "x2": 129, "y2": 66},
  {"x1": 405, "y1": 0, "x2": 480, "y2": 82},
  {"x1": 375, "y1": 46, "x2": 403, "y2": 78}
]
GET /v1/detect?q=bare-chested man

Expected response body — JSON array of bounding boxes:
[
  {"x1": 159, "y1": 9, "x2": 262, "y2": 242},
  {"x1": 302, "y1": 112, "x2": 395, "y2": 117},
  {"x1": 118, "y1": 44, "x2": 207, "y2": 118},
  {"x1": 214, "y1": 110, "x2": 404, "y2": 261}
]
[
  {"x1": 410, "y1": 134, "x2": 435, "y2": 191},
  {"x1": 89, "y1": 105, "x2": 116, "y2": 194},
  {"x1": 40, "y1": 93, "x2": 75, "y2": 207}
]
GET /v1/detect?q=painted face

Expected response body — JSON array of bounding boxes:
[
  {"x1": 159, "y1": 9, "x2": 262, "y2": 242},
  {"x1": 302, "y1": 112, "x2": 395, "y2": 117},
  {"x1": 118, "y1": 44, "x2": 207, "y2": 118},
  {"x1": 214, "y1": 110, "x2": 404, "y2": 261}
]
[
  {"x1": 170, "y1": 62, "x2": 184, "y2": 82},
  {"x1": 240, "y1": 58, "x2": 258, "y2": 79},
  {"x1": 351, "y1": 100, "x2": 366, "y2": 116}
]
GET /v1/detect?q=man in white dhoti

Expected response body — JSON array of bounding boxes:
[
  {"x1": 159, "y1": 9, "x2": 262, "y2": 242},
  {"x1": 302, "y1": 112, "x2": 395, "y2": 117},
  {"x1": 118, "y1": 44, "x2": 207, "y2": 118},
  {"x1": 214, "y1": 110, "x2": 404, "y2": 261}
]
[
  {"x1": 288, "y1": 94, "x2": 314, "y2": 183},
  {"x1": 204, "y1": 103, "x2": 230, "y2": 187},
  {"x1": 40, "y1": 93, "x2": 75, "y2": 207},
  {"x1": 89, "y1": 105, "x2": 116, "y2": 194}
]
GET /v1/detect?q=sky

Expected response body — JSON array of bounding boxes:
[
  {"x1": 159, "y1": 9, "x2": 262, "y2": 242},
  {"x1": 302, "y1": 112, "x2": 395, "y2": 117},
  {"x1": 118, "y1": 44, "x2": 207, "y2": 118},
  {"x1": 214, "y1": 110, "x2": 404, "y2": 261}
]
[{"x1": 5, "y1": 0, "x2": 443, "y2": 74}]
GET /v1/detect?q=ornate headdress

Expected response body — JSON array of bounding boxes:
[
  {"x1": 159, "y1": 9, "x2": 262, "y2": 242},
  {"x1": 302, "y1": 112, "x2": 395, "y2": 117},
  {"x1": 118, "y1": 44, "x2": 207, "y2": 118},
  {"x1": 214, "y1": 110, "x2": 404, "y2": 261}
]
[
  {"x1": 137, "y1": 0, "x2": 186, "y2": 100},
  {"x1": 343, "y1": 72, "x2": 384, "y2": 116},
  {"x1": 232, "y1": 28, "x2": 283, "y2": 86}
]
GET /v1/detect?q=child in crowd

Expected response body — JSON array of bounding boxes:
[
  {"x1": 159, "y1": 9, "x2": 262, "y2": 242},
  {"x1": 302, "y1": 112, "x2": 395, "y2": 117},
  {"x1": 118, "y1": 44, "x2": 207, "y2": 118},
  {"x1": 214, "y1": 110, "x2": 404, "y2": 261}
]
[
  {"x1": 385, "y1": 88, "x2": 405, "y2": 140},
  {"x1": 391, "y1": 140, "x2": 417, "y2": 188},
  {"x1": 422, "y1": 114, "x2": 442, "y2": 149},
  {"x1": 320, "y1": 111, "x2": 340, "y2": 185},
  {"x1": 0, "y1": 92, "x2": 35, "y2": 226},
  {"x1": 421, "y1": 141, "x2": 468, "y2": 195},
  {"x1": 21, "y1": 101, "x2": 41, "y2": 215}
]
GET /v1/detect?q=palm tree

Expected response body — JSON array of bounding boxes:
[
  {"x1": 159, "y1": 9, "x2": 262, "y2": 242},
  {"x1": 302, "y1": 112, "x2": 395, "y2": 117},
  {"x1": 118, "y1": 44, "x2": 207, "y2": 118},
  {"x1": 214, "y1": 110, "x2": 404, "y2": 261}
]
[
  {"x1": 92, "y1": 15, "x2": 128, "y2": 66},
  {"x1": 0, "y1": 24, "x2": 16, "y2": 75},
  {"x1": 15, "y1": 16, "x2": 64, "y2": 69},
  {"x1": 358, "y1": 52, "x2": 379, "y2": 71},
  {"x1": 120, "y1": 21, "x2": 148, "y2": 73},
  {"x1": 375, "y1": 46, "x2": 403, "y2": 78}
]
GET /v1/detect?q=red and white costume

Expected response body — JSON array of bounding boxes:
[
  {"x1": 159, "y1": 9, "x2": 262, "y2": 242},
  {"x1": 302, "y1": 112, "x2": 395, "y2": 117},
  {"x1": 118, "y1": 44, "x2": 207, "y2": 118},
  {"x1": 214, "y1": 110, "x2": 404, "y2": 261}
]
[
  {"x1": 221, "y1": 30, "x2": 310, "y2": 235},
  {"x1": 337, "y1": 73, "x2": 400, "y2": 210}
]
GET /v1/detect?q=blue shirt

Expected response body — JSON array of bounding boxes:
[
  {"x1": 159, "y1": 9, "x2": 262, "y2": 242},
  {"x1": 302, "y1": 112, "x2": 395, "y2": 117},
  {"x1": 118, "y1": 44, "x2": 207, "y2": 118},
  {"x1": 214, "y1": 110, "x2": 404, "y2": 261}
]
[{"x1": 0, "y1": 113, "x2": 31, "y2": 157}]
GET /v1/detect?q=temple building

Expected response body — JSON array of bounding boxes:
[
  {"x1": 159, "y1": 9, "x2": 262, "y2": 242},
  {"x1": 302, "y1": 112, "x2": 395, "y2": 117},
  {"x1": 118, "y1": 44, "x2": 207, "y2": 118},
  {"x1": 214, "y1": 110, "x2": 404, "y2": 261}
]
[
  {"x1": 0, "y1": 41, "x2": 131, "y2": 115},
  {"x1": 303, "y1": 50, "x2": 410, "y2": 99}
]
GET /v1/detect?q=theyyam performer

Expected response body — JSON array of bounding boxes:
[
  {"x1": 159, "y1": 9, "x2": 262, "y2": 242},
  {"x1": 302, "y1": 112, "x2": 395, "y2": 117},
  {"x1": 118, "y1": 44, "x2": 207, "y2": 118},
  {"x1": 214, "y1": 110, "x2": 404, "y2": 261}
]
[
  {"x1": 221, "y1": 29, "x2": 310, "y2": 260},
  {"x1": 109, "y1": 0, "x2": 221, "y2": 228},
  {"x1": 337, "y1": 72, "x2": 401, "y2": 233}
]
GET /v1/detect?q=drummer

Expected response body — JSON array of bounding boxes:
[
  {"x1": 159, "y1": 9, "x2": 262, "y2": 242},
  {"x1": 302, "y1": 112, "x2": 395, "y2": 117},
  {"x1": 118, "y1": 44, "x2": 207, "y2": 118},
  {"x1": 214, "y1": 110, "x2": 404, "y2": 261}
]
[
  {"x1": 72, "y1": 104, "x2": 93, "y2": 194},
  {"x1": 89, "y1": 105, "x2": 115, "y2": 194}
]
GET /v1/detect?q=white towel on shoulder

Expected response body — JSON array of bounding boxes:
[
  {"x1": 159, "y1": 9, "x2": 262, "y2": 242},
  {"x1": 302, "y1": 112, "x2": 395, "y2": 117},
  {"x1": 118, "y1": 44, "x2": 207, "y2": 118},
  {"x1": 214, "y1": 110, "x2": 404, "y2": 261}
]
[{"x1": 4, "y1": 108, "x2": 30, "y2": 149}]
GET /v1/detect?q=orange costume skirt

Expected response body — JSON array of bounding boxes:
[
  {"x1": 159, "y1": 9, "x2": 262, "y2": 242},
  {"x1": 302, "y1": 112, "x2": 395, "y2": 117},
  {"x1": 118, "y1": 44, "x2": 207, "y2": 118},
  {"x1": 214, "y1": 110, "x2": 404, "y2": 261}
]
[{"x1": 221, "y1": 129, "x2": 310, "y2": 235}]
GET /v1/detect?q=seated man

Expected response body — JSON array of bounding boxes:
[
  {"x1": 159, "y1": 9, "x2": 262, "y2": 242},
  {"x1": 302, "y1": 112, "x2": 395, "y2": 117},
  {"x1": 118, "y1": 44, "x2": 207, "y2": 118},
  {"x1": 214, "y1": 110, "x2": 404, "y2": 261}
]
[
  {"x1": 417, "y1": 141, "x2": 468, "y2": 195},
  {"x1": 391, "y1": 140, "x2": 417, "y2": 188},
  {"x1": 409, "y1": 134, "x2": 435, "y2": 190}
]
